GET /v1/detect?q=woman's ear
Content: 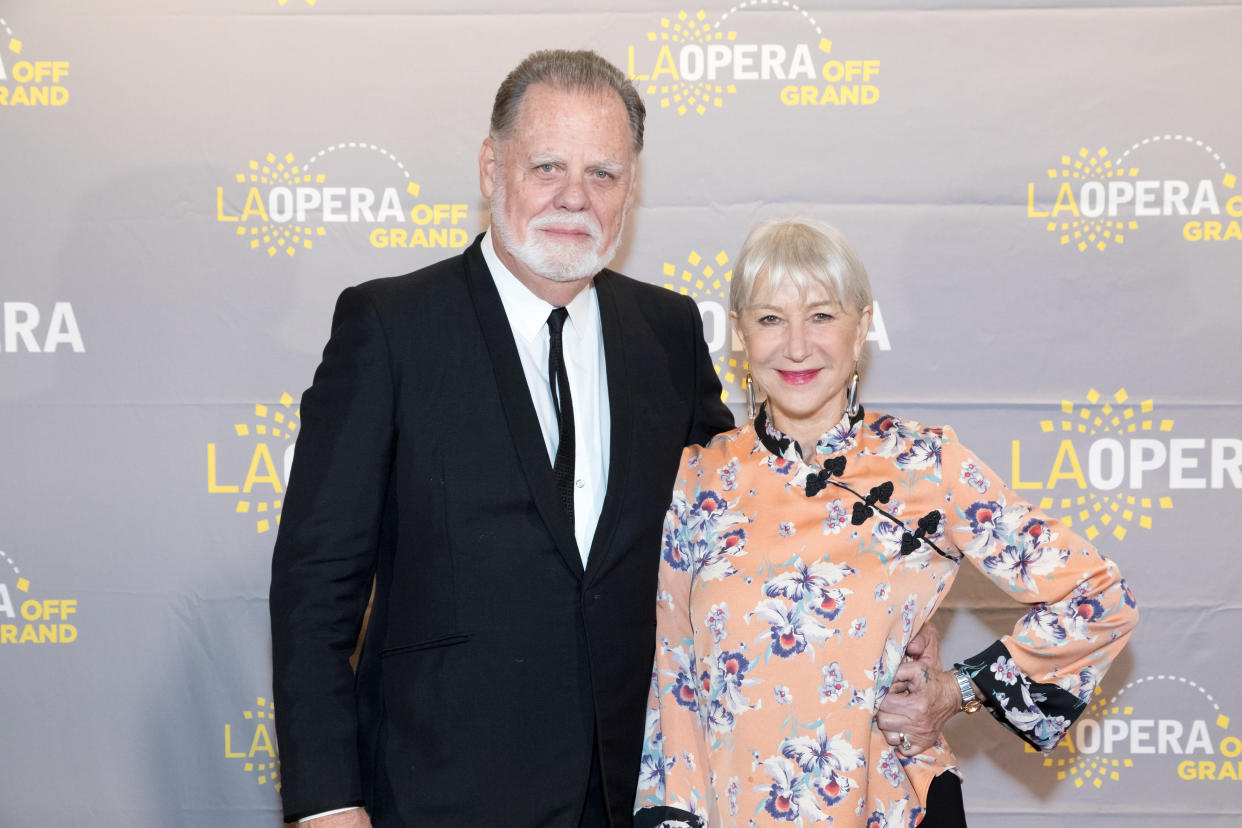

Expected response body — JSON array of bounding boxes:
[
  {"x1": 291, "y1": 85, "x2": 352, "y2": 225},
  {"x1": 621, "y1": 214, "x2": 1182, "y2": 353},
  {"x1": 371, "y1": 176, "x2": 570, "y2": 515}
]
[
  {"x1": 853, "y1": 304, "x2": 874, "y2": 361},
  {"x1": 730, "y1": 309, "x2": 746, "y2": 351}
]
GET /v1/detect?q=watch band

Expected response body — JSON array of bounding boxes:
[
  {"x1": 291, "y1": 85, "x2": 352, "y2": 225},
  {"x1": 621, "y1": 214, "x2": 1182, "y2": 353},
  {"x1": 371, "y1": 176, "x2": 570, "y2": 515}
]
[{"x1": 954, "y1": 668, "x2": 983, "y2": 714}]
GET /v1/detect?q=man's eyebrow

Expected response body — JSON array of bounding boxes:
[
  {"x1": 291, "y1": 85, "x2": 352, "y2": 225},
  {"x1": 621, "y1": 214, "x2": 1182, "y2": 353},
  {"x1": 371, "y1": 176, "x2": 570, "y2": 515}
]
[{"x1": 591, "y1": 159, "x2": 626, "y2": 173}]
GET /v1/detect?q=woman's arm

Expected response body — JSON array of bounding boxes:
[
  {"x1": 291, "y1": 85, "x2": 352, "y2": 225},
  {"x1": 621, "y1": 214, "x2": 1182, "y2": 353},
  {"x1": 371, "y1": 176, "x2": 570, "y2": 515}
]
[
  {"x1": 934, "y1": 426, "x2": 1139, "y2": 752},
  {"x1": 634, "y1": 469, "x2": 713, "y2": 827}
]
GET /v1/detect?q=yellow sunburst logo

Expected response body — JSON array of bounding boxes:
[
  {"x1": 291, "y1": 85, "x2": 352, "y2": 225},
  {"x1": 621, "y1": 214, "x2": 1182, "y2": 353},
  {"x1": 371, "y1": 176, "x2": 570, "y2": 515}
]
[
  {"x1": 207, "y1": 393, "x2": 300, "y2": 534},
  {"x1": 662, "y1": 249, "x2": 745, "y2": 402},
  {"x1": 229, "y1": 152, "x2": 327, "y2": 257},
  {"x1": 640, "y1": 10, "x2": 738, "y2": 116},
  {"x1": 1012, "y1": 388, "x2": 1173, "y2": 544},
  {"x1": 225, "y1": 697, "x2": 281, "y2": 789},
  {"x1": 1045, "y1": 148, "x2": 1138, "y2": 252},
  {"x1": 1033, "y1": 677, "x2": 1237, "y2": 788},
  {"x1": 1027, "y1": 136, "x2": 1238, "y2": 250},
  {"x1": 231, "y1": 394, "x2": 300, "y2": 533},
  {"x1": 1042, "y1": 686, "x2": 1135, "y2": 789}
]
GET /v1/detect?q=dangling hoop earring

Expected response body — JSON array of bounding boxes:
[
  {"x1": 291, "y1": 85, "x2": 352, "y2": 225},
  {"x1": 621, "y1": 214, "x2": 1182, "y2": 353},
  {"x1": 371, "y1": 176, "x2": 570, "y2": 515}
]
[
  {"x1": 845, "y1": 366, "x2": 860, "y2": 418},
  {"x1": 745, "y1": 373, "x2": 759, "y2": 421}
]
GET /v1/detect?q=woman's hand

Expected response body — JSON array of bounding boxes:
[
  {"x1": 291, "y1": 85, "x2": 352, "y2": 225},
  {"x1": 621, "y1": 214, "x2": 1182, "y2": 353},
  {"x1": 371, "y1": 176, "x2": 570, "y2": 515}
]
[{"x1": 876, "y1": 626, "x2": 963, "y2": 756}]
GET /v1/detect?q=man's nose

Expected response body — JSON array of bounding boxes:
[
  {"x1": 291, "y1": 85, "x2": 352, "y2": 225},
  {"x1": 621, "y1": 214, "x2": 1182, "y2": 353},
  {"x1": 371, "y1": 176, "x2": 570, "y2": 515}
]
[{"x1": 553, "y1": 175, "x2": 589, "y2": 211}]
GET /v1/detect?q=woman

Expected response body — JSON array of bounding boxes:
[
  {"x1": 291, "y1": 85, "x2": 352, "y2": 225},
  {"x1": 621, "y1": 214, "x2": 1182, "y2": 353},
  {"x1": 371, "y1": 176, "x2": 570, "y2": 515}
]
[{"x1": 633, "y1": 218, "x2": 1138, "y2": 827}]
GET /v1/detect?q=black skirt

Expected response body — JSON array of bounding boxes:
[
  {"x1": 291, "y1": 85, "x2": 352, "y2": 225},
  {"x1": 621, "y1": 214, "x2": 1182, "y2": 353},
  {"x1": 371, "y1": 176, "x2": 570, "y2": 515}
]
[{"x1": 920, "y1": 772, "x2": 967, "y2": 828}]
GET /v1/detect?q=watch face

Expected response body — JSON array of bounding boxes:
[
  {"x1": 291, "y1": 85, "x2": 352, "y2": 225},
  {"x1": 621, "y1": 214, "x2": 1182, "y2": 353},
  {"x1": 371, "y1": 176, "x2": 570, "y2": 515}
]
[{"x1": 963, "y1": 699, "x2": 983, "y2": 714}]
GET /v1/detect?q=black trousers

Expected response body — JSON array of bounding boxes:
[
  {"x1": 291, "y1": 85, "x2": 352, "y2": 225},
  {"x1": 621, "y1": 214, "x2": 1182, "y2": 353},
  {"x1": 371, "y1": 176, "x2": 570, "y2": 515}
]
[
  {"x1": 921, "y1": 772, "x2": 967, "y2": 828},
  {"x1": 577, "y1": 743, "x2": 610, "y2": 828}
]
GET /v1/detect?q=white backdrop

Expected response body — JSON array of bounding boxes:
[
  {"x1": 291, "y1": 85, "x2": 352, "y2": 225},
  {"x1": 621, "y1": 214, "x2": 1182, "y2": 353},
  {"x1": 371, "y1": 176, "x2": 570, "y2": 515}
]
[{"x1": 1, "y1": 1, "x2": 1240, "y2": 825}]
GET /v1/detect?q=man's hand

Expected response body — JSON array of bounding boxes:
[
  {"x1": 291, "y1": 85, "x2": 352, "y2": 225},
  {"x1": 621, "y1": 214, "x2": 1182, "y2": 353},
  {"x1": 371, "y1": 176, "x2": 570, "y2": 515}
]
[
  {"x1": 890, "y1": 624, "x2": 941, "y2": 695},
  {"x1": 297, "y1": 808, "x2": 372, "y2": 828},
  {"x1": 875, "y1": 625, "x2": 961, "y2": 757}
]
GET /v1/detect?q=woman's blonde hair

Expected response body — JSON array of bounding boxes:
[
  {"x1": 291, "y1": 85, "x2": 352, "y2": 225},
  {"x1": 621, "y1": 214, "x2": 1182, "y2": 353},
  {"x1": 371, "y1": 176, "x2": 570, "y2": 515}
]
[{"x1": 730, "y1": 217, "x2": 872, "y2": 316}]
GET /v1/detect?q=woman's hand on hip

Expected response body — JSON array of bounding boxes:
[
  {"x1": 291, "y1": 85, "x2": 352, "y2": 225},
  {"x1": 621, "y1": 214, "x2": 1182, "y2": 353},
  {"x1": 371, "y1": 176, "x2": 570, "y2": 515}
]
[{"x1": 876, "y1": 626, "x2": 962, "y2": 757}]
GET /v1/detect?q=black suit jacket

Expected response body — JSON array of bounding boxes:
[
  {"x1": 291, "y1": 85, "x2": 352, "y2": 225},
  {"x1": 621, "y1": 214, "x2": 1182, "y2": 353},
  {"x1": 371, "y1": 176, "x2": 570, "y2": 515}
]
[{"x1": 271, "y1": 235, "x2": 733, "y2": 826}]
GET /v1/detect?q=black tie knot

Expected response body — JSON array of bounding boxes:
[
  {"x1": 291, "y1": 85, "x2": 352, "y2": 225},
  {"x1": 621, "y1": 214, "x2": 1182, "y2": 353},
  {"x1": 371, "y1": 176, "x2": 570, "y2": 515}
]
[{"x1": 547, "y1": 306, "x2": 569, "y2": 335}]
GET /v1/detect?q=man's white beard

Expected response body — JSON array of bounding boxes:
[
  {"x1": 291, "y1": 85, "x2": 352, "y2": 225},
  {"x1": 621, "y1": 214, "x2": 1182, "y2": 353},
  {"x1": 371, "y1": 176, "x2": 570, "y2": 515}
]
[{"x1": 490, "y1": 179, "x2": 625, "y2": 283}]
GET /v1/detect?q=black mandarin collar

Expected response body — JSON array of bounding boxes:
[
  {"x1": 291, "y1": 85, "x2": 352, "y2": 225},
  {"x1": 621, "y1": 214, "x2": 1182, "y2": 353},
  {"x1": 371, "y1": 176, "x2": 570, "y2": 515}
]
[{"x1": 754, "y1": 402, "x2": 866, "y2": 465}]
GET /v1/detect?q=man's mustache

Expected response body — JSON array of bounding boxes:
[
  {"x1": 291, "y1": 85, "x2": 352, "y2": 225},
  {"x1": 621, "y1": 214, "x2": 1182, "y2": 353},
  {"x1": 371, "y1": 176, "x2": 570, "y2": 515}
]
[{"x1": 529, "y1": 213, "x2": 601, "y2": 240}]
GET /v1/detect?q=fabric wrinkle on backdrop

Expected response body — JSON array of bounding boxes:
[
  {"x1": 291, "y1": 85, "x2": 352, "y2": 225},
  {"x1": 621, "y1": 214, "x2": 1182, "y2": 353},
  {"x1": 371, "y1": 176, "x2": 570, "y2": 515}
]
[{"x1": 0, "y1": 1, "x2": 1238, "y2": 826}]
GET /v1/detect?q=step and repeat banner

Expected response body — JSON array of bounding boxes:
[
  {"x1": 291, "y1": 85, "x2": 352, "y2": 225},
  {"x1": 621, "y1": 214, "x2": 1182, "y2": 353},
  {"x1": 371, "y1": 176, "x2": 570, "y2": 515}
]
[{"x1": 1, "y1": 1, "x2": 1239, "y2": 825}]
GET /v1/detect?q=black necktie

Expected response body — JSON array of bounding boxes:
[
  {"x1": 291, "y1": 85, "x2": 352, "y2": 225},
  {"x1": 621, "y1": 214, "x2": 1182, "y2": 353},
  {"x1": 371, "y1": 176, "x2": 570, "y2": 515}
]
[{"x1": 546, "y1": 307, "x2": 575, "y2": 523}]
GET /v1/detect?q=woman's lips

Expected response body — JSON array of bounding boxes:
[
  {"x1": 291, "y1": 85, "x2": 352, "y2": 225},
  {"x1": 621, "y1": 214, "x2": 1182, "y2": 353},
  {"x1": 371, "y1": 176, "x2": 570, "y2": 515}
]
[{"x1": 777, "y1": 369, "x2": 821, "y2": 386}]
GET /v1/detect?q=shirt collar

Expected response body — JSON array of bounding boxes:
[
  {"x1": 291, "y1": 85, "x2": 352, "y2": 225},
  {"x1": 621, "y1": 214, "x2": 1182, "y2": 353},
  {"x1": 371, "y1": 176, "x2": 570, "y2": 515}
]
[{"x1": 482, "y1": 228, "x2": 596, "y2": 345}]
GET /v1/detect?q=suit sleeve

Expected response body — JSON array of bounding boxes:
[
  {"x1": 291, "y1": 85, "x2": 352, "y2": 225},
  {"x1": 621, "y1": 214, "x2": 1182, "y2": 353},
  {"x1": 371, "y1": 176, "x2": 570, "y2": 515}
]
[
  {"x1": 940, "y1": 426, "x2": 1138, "y2": 752},
  {"x1": 683, "y1": 295, "x2": 734, "y2": 447},
  {"x1": 635, "y1": 450, "x2": 710, "y2": 828},
  {"x1": 270, "y1": 285, "x2": 396, "y2": 820}
]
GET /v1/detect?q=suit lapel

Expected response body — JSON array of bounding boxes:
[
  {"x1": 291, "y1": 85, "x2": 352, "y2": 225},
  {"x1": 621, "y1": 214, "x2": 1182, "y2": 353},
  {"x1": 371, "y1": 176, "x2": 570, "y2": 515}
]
[
  {"x1": 585, "y1": 270, "x2": 634, "y2": 578},
  {"x1": 462, "y1": 238, "x2": 584, "y2": 578}
]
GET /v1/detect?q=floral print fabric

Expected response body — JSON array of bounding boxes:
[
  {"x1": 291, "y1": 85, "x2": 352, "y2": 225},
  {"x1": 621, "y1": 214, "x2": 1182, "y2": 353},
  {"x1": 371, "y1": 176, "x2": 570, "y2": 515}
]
[{"x1": 635, "y1": 408, "x2": 1137, "y2": 827}]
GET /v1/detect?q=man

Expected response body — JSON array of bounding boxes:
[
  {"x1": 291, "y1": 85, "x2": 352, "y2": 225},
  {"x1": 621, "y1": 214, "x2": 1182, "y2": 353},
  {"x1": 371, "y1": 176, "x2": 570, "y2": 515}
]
[{"x1": 270, "y1": 50, "x2": 733, "y2": 827}]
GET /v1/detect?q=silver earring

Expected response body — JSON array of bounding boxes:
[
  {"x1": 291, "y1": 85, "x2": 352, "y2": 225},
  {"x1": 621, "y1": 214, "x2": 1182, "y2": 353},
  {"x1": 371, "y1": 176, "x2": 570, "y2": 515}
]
[
  {"x1": 745, "y1": 373, "x2": 758, "y2": 421},
  {"x1": 845, "y1": 367, "x2": 860, "y2": 418}
]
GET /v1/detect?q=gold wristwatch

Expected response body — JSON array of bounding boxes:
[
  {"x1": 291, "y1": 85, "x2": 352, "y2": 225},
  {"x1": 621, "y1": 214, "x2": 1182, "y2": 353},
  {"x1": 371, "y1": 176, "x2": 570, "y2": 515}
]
[{"x1": 954, "y1": 668, "x2": 983, "y2": 714}]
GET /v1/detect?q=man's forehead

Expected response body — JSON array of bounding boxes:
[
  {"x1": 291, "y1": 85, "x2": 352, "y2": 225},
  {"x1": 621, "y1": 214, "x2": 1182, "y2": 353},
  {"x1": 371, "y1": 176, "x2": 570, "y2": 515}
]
[
  {"x1": 510, "y1": 85, "x2": 630, "y2": 137},
  {"x1": 517, "y1": 82, "x2": 623, "y2": 115}
]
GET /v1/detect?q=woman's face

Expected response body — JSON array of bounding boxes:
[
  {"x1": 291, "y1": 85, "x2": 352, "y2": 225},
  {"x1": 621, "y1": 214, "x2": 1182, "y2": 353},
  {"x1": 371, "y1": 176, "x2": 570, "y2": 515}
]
[{"x1": 734, "y1": 273, "x2": 871, "y2": 441}]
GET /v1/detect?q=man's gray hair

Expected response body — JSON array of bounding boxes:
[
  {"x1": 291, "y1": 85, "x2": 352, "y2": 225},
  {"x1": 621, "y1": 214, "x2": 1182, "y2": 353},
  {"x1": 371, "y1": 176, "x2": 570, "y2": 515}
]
[
  {"x1": 490, "y1": 50, "x2": 646, "y2": 155},
  {"x1": 730, "y1": 217, "x2": 873, "y2": 317}
]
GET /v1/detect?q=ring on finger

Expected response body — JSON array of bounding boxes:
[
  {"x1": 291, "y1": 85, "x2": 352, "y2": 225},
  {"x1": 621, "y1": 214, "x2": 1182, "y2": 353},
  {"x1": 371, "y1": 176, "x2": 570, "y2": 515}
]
[{"x1": 900, "y1": 734, "x2": 914, "y2": 753}]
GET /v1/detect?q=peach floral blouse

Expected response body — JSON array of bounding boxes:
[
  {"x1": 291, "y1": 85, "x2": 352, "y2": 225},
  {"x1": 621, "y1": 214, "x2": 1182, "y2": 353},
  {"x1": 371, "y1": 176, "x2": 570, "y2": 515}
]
[{"x1": 634, "y1": 406, "x2": 1138, "y2": 828}]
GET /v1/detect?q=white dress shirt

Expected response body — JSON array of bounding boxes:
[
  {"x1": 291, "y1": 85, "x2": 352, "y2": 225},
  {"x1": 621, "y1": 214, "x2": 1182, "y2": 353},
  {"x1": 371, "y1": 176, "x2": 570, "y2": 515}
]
[
  {"x1": 299, "y1": 232, "x2": 612, "y2": 823},
  {"x1": 482, "y1": 229, "x2": 611, "y2": 564}
]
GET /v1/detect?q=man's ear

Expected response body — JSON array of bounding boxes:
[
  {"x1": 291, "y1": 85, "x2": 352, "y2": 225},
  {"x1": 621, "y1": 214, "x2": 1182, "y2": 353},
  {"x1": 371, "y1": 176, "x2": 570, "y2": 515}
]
[
  {"x1": 479, "y1": 138, "x2": 497, "y2": 200},
  {"x1": 623, "y1": 167, "x2": 639, "y2": 211}
]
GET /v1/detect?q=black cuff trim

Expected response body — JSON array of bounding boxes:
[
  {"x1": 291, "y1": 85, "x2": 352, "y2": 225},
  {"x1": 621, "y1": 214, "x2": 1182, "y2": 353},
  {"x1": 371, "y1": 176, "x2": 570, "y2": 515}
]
[
  {"x1": 956, "y1": 640, "x2": 1087, "y2": 752},
  {"x1": 634, "y1": 805, "x2": 705, "y2": 828}
]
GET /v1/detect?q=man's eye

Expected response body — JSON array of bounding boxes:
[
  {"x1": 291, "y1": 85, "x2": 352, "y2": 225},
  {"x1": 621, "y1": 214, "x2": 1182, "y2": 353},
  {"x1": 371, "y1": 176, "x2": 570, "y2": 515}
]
[
  {"x1": 593, "y1": 170, "x2": 613, "y2": 180},
  {"x1": 537, "y1": 163, "x2": 556, "y2": 173}
]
